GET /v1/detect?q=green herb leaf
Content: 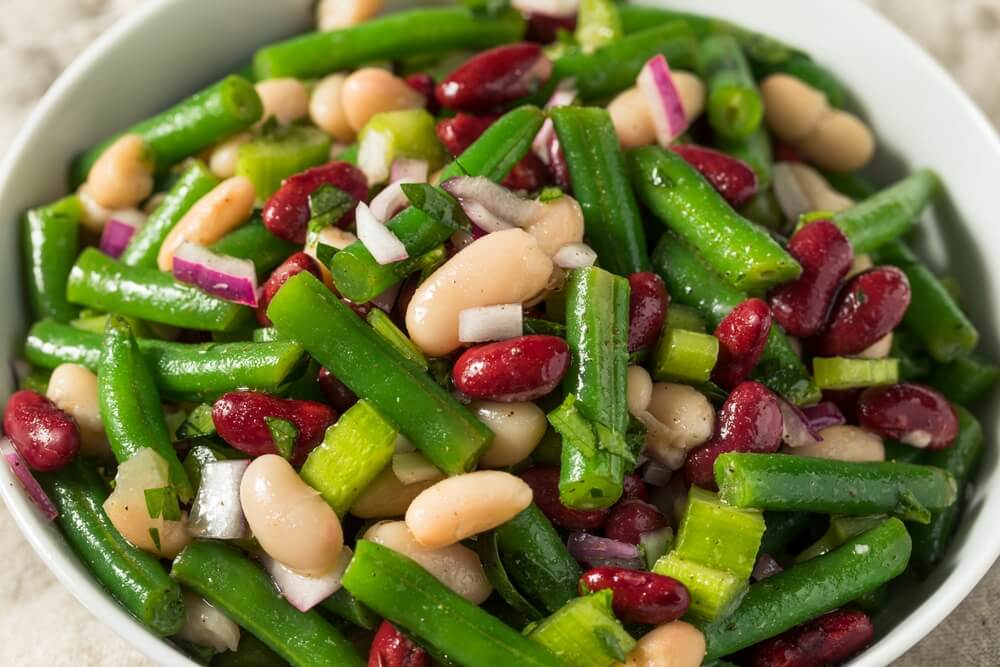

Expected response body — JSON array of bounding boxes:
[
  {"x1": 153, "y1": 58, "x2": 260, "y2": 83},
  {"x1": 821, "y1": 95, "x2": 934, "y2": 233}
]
[
  {"x1": 315, "y1": 242, "x2": 338, "y2": 266},
  {"x1": 144, "y1": 486, "x2": 181, "y2": 521},
  {"x1": 896, "y1": 489, "x2": 931, "y2": 524},
  {"x1": 176, "y1": 403, "x2": 216, "y2": 440},
  {"x1": 400, "y1": 183, "x2": 468, "y2": 231},
  {"x1": 547, "y1": 394, "x2": 598, "y2": 458},
  {"x1": 523, "y1": 318, "x2": 567, "y2": 337},
  {"x1": 266, "y1": 416, "x2": 299, "y2": 460},
  {"x1": 148, "y1": 527, "x2": 161, "y2": 552}
]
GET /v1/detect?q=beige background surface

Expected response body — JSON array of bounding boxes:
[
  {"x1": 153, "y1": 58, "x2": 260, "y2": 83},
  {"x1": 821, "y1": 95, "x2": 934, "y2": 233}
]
[{"x1": 0, "y1": 1, "x2": 998, "y2": 664}]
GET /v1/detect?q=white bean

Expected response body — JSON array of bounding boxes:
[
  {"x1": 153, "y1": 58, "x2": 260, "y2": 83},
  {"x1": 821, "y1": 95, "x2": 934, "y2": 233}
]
[
  {"x1": 471, "y1": 401, "x2": 548, "y2": 468},
  {"x1": 350, "y1": 466, "x2": 442, "y2": 519},
  {"x1": 858, "y1": 332, "x2": 894, "y2": 360},
  {"x1": 627, "y1": 365, "x2": 654, "y2": 417},
  {"x1": 798, "y1": 109, "x2": 875, "y2": 172},
  {"x1": 240, "y1": 455, "x2": 344, "y2": 576},
  {"x1": 342, "y1": 68, "x2": 426, "y2": 133},
  {"x1": 156, "y1": 176, "x2": 256, "y2": 270},
  {"x1": 616, "y1": 621, "x2": 705, "y2": 667},
  {"x1": 405, "y1": 471, "x2": 533, "y2": 548},
  {"x1": 317, "y1": 0, "x2": 383, "y2": 30},
  {"x1": 406, "y1": 228, "x2": 554, "y2": 357},
  {"x1": 523, "y1": 195, "x2": 585, "y2": 257},
  {"x1": 761, "y1": 74, "x2": 829, "y2": 143},
  {"x1": 672, "y1": 70, "x2": 706, "y2": 122},
  {"x1": 85, "y1": 134, "x2": 155, "y2": 210},
  {"x1": 608, "y1": 87, "x2": 656, "y2": 149},
  {"x1": 45, "y1": 363, "x2": 110, "y2": 458},
  {"x1": 76, "y1": 185, "x2": 113, "y2": 232},
  {"x1": 255, "y1": 78, "x2": 309, "y2": 127},
  {"x1": 364, "y1": 521, "x2": 493, "y2": 603},
  {"x1": 208, "y1": 132, "x2": 252, "y2": 179},
  {"x1": 310, "y1": 74, "x2": 355, "y2": 143},
  {"x1": 847, "y1": 253, "x2": 874, "y2": 279},
  {"x1": 643, "y1": 382, "x2": 715, "y2": 468},
  {"x1": 786, "y1": 162, "x2": 854, "y2": 213},
  {"x1": 793, "y1": 425, "x2": 885, "y2": 462}
]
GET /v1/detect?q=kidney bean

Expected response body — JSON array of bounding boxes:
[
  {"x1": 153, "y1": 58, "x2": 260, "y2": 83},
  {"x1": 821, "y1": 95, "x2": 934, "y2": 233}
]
[
  {"x1": 502, "y1": 151, "x2": 552, "y2": 191},
  {"x1": 745, "y1": 610, "x2": 873, "y2": 667},
  {"x1": 768, "y1": 220, "x2": 854, "y2": 338},
  {"x1": 604, "y1": 499, "x2": 669, "y2": 545},
  {"x1": 436, "y1": 43, "x2": 553, "y2": 113},
  {"x1": 628, "y1": 272, "x2": 670, "y2": 354},
  {"x1": 436, "y1": 114, "x2": 552, "y2": 191},
  {"x1": 257, "y1": 252, "x2": 323, "y2": 325},
  {"x1": 2, "y1": 390, "x2": 81, "y2": 471},
  {"x1": 580, "y1": 567, "x2": 690, "y2": 625},
  {"x1": 671, "y1": 144, "x2": 758, "y2": 208},
  {"x1": 452, "y1": 335, "x2": 569, "y2": 402},
  {"x1": 711, "y1": 298, "x2": 772, "y2": 390},
  {"x1": 683, "y1": 381, "x2": 783, "y2": 490},
  {"x1": 774, "y1": 142, "x2": 802, "y2": 163},
  {"x1": 262, "y1": 161, "x2": 368, "y2": 243},
  {"x1": 526, "y1": 13, "x2": 577, "y2": 43},
  {"x1": 212, "y1": 391, "x2": 336, "y2": 465},
  {"x1": 369, "y1": 620, "x2": 429, "y2": 667},
  {"x1": 317, "y1": 367, "x2": 359, "y2": 413},
  {"x1": 822, "y1": 389, "x2": 861, "y2": 424},
  {"x1": 403, "y1": 73, "x2": 438, "y2": 114},
  {"x1": 857, "y1": 383, "x2": 959, "y2": 450},
  {"x1": 812, "y1": 267, "x2": 911, "y2": 357},
  {"x1": 546, "y1": 133, "x2": 572, "y2": 191},
  {"x1": 622, "y1": 472, "x2": 648, "y2": 502},
  {"x1": 518, "y1": 465, "x2": 608, "y2": 530}
]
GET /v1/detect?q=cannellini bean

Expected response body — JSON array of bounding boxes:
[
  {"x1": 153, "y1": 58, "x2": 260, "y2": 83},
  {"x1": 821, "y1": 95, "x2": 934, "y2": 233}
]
[
  {"x1": 85, "y1": 134, "x2": 155, "y2": 210},
  {"x1": 310, "y1": 74, "x2": 355, "y2": 143},
  {"x1": 793, "y1": 425, "x2": 885, "y2": 462},
  {"x1": 405, "y1": 470, "x2": 533, "y2": 548},
  {"x1": 174, "y1": 590, "x2": 240, "y2": 653},
  {"x1": 847, "y1": 253, "x2": 874, "y2": 279},
  {"x1": 103, "y1": 449, "x2": 192, "y2": 558},
  {"x1": 627, "y1": 365, "x2": 654, "y2": 417},
  {"x1": 672, "y1": 70, "x2": 706, "y2": 122},
  {"x1": 522, "y1": 195, "x2": 585, "y2": 257},
  {"x1": 471, "y1": 401, "x2": 548, "y2": 468},
  {"x1": 785, "y1": 162, "x2": 854, "y2": 213},
  {"x1": 317, "y1": 0, "x2": 383, "y2": 30},
  {"x1": 858, "y1": 332, "x2": 894, "y2": 360},
  {"x1": 406, "y1": 228, "x2": 554, "y2": 357},
  {"x1": 342, "y1": 68, "x2": 426, "y2": 133},
  {"x1": 45, "y1": 363, "x2": 110, "y2": 458},
  {"x1": 240, "y1": 454, "x2": 343, "y2": 576},
  {"x1": 208, "y1": 132, "x2": 252, "y2": 179},
  {"x1": 798, "y1": 109, "x2": 876, "y2": 172},
  {"x1": 157, "y1": 176, "x2": 256, "y2": 270},
  {"x1": 76, "y1": 185, "x2": 113, "y2": 232},
  {"x1": 255, "y1": 78, "x2": 309, "y2": 127},
  {"x1": 615, "y1": 621, "x2": 705, "y2": 667},
  {"x1": 643, "y1": 382, "x2": 715, "y2": 469},
  {"x1": 761, "y1": 74, "x2": 829, "y2": 143},
  {"x1": 609, "y1": 87, "x2": 656, "y2": 149},
  {"x1": 364, "y1": 521, "x2": 493, "y2": 603},
  {"x1": 350, "y1": 466, "x2": 442, "y2": 518}
]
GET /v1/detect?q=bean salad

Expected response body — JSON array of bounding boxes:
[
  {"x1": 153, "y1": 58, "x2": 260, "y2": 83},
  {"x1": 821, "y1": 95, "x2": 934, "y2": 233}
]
[{"x1": 3, "y1": 1, "x2": 996, "y2": 666}]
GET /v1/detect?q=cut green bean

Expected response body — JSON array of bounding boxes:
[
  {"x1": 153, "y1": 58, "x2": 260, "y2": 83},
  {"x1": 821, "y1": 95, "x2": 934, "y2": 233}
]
[
  {"x1": 439, "y1": 105, "x2": 545, "y2": 182},
  {"x1": 925, "y1": 354, "x2": 1000, "y2": 406},
  {"x1": 832, "y1": 169, "x2": 939, "y2": 253},
  {"x1": 172, "y1": 541, "x2": 363, "y2": 667},
  {"x1": 237, "y1": 125, "x2": 331, "y2": 200},
  {"x1": 716, "y1": 126, "x2": 773, "y2": 189},
  {"x1": 320, "y1": 588, "x2": 378, "y2": 631},
  {"x1": 22, "y1": 195, "x2": 82, "y2": 322},
  {"x1": 631, "y1": 146, "x2": 801, "y2": 291},
  {"x1": 652, "y1": 326, "x2": 719, "y2": 384},
  {"x1": 700, "y1": 35, "x2": 763, "y2": 140},
  {"x1": 212, "y1": 633, "x2": 285, "y2": 667},
  {"x1": 891, "y1": 329, "x2": 932, "y2": 381},
  {"x1": 367, "y1": 309, "x2": 428, "y2": 370},
  {"x1": 253, "y1": 7, "x2": 525, "y2": 79},
  {"x1": 209, "y1": 217, "x2": 299, "y2": 278},
  {"x1": 759, "y1": 511, "x2": 812, "y2": 555},
  {"x1": 813, "y1": 356, "x2": 899, "y2": 390},
  {"x1": 714, "y1": 453, "x2": 956, "y2": 523},
  {"x1": 268, "y1": 272, "x2": 491, "y2": 475},
  {"x1": 478, "y1": 530, "x2": 545, "y2": 622},
  {"x1": 526, "y1": 590, "x2": 635, "y2": 667},
  {"x1": 342, "y1": 540, "x2": 563, "y2": 667},
  {"x1": 551, "y1": 107, "x2": 650, "y2": 275}
]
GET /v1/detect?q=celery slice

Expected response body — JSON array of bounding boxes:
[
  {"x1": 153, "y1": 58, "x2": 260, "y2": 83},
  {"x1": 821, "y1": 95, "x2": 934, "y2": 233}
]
[
  {"x1": 526, "y1": 590, "x2": 635, "y2": 667},
  {"x1": 652, "y1": 326, "x2": 719, "y2": 384},
  {"x1": 673, "y1": 487, "x2": 765, "y2": 580},
  {"x1": 813, "y1": 356, "x2": 899, "y2": 390},
  {"x1": 653, "y1": 551, "x2": 747, "y2": 622},
  {"x1": 236, "y1": 125, "x2": 330, "y2": 200}
]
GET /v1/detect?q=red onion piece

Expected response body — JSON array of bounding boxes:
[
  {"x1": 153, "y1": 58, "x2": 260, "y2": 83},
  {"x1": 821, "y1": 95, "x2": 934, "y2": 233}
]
[
  {"x1": 751, "y1": 552, "x2": 784, "y2": 581},
  {"x1": 390, "y1": 158, "x2": 429, "y2": 184},
  {"x1": 370, "y1": 281, "x2": 402, "y2": 314},
  {"x1": 512, "y1": 0, "x2": 579, "y2": 18},
  {"x1": 173, "y1": 242, "x2": 259, "y2": 307},
  {"x1": 188, "y1": 460, "x2": 250, "y2": 540},
  {"x1": 1, "y1": 438, "x2": 58, "y2": 521},
  {"x1": 637, "y1": 54, "x2": 688, "y2": 146},
  {"x1": 441, "y1": 176, "x2": 543, "y2": 232},
  {"x1": 533, "y1": 80, "x2": 578, "y2": 165},
  {"x1": 100, "y1": 209, "x2": 145, "y2": 259},
  {"x1": 641, "y1": 460, "x2": 673, "y2": 487},
  {"x1": 356, "y1": 202, "x2": 409, "y2": 265},
  {"x1": 458, "y1": 304, "x2": 524, "y2": 343},
  {"x1": 778, "y1": 396, "x2": 822, "y2": 448},
  {"x1": 369, "y1": 180, "x2": 415, "y2": 223},
  {"x1": 567, "y1": 532, "x2": 644, "y2": 569},
  {"x1": 553, "y1": 243, "x2": 597, "y2": 269},
  {"x1": 773, "y1": 162, "x2": 813, "y2": 222},
  {"x1": 801, "y1": 401, "x2": 847, "y2": 431},
  {"x1": 262, "y1": 546, "x2": 352, "y2": 612}
]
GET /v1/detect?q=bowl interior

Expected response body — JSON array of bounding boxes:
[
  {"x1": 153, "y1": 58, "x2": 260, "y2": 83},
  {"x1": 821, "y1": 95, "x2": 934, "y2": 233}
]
[{"x1": 1, "y1": 1, "x2": 998, "y2": 665}]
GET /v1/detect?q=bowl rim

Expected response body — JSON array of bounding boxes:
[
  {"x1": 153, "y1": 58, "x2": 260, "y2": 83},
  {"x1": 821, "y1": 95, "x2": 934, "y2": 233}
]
[{"x1": 1, "y1": 1, "x2": 999, "y2": 666}]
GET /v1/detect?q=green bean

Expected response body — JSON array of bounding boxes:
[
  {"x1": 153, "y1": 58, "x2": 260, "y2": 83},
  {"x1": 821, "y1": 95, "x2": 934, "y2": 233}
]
[
  {"x1": 172, "y1": 541, "x2": 363, "y2": 667},
  {"x1": 98, "y1": 316, "x2": 193, "y2": 501},
  {"x1": 716, "y1": 125, "x2": 773, "y2": 189},
  {"x1": 874, "y1": 239, "x2": 978, "y2": 362},
  {"x1": 67, "y1": 248, "x2": 252, "y2": 332},
  {"x1": 22, "y1": 195, "x2": 82, "y2": 322},
  {"x1": 753, "y1": 53, "x2": 846, "y2": 108},
  {"x1": 212, "y1": 633, "x2": 285, "y2": 667},
  {"x1": 925, "y1": 354, "x2": 1000, "y2": 406},
  {"x1": 72, "y1": 75, "x2": 262, "y2": 186},
  {"x1": 832, "y1": 169, "x2": 939, "y2": 253},
  {"x1": 703, "y1": 518, "x2": 911, "y2": 659},
  {"x1": 342, "y1": 540, "x2": 562, "y2": 667},
  {"x1": 119, "y1": 160, "x2": 218, "y2": 267},
  {"x1": 253, "y1": 7, "x2": 525, "y2": 80},
  {"x1": 700, "y1": 35, "x2": 764, "y2": 140},
  {"x1": 714, "y1": 453, "x2": 956, "y2": 523},
  {"x1": 891, "y1": 329, "x2": 931, "y2": 381},
  {"x1": 759, "y1": 511, "x2": 813, "y2": 555},
  {"x1": 39, "y1": 458, "x2": 185, "y2": 636},
  {"x1": 320, "y1": 588, "x2": 378, "y2": 631},
  {"x1": 630, "y1": 146, "x2": 801, "y2": 291},
  {"x1": 550, "y1": 107, "x2": 650, "y2": 275},
  {"x1": 438, "y1": 105, "x2": 546, "y2": 182},
  {"x1": 210, "y1": 217, "x2": 299, "y2": 278},
  {"x1": 267, "y1": 272, "x2": 491, "y2": 475},
  {"x1": 478, "y1": 530, "x2": 544, "y2": 622}
]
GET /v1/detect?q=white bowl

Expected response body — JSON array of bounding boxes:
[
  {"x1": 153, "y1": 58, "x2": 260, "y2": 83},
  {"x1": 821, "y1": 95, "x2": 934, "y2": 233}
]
[{"x1": 1, "y1": 1, "x2": 997, "y2": 665}]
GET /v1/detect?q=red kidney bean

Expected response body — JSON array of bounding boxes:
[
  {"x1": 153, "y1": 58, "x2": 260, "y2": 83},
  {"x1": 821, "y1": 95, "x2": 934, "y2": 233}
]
[
  {"x1": 768, "y1": 220, "x2": 854, "y2": 338},
  {"x1": 403, "y1": 73, "x2": 438, "y2": 114},
  {"x1": 822, "y1": 389, "x2": 861, "y2": 425},
  {"x1": 604, "y1": 500, "x2": 668, "y2": 545},
  {"x1": 546, "y1": 133, "x2": 572, "y2": 191},
  {"x1": 745, "y1": 610, "x2": 873, "y2": 667},
  {"x1": 452, "y1": 335, "x2": 570, "y2": 402},
  {"x1": 317, "y1": 367, "x2": 359, "y2": 413},
  {"x1": 502, "y1": 151, "x2": 552, "y2": 192},
  {"x1": 369, "y1": 620, "x2": 429, "y2": 667},
  {"x1": 211, "y1": 391, "x2": 336, "y2": 465},
  {"x1": 622, "y1": 472, "x2": 648, "y2": 502},
  {"x1": 580, "y1": 567, "x2": 690, "y2": 625},
  {"x1": 857, "y1": 383, "x2": 959, "y2": 450},
  {"x1": 2, "y1": 390, "x2": 80, "y2": 471},
  {"x1": 526, "y1": 13, "x2": 578, "y2": 43},
  {"x1": 684, "y1": 381, "x2": 783, "y2": 490},
  {"x1": 712, "y1": 298, "x2": 772, "y2": 390},
  {"x1": 518, "y1": 465, "x2": 608, "y2": 530},
  {"x1": 628, "y1": 272, "x2": 670, "y2": 354},
  {"x1": 671, "y1": 144, "x2": 758, "y2": 208},
  {"x1": 436, "y1": 113, "x2": 552, "y2": 191},
  {"x1": 436, "y1": 43, "x2": 553, "y2": 113},
  {"x1": 812, "y1": 267, "x2": 911, "y2": 356},
  {"x1": 257, "y1": 252, "x2": 323, "y2": 325},
  {"x1": 262, "y1": 162, "x2": 368, "y2": 243},
  {"x1": 774, "y1": 142, "x2": 802, "y2": 163}
]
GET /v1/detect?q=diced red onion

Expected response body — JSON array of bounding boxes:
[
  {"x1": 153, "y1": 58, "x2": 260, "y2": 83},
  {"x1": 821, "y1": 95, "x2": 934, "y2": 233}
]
[
  {"x1": 773, "y1": 162, "x2": 813, "y2": 222},
  {"x1": 175, "y1": 591, "x2": 241, "y2": 653},
  {"x1": 262, "y1": 546, "x2": 352, "y2": 612},
  {"x1": 533, "y1": 80, "x2": 578, "y2": 165},
  {"x1": 358, "y1": 129, "x2": 392, "y2": 185},
  {"x1": 99, "y1": 209, "x2": 145, "y2": 259},
  {"x1": 0, "y1": 438, "x2": 57, "y2": 521},
  {"x1": 441, "y1": 176, "x2": 543, "y2": 232},
  {"x1": 639, "y1": 526, "x2": 674, "y2": 568},
  {"x1": 553, "y1": 243, "x2": 597, "y2": 269},
  {"x1": 370, "y1": 281, "x2": 401, "y2": 313},
  {"x1": 390, "y1": 158, "x2": 429, "y2": 184},
  {"x1": 637, "y1": 55, "x2": 688, "y2": 146},
  {"x1": 641, "y1": 460, "x2": 673, "y2": 487},
  {"x1": 356, "y1": 202, "x2": 409, "y2": 265},
  {"x1": 458, "y1": 304, "x2": 524, "y2": 343},
  {"x1": 751, "y1": 552, "x2": 784, "y2": 581},
  {"x1": 567, "y1": 532, "x2": 645, "y2": 569},
  {"x1": 188, "y1": 460, "x2": 250, "y2": 540},
  {"x1": 512, "y1": 0, "x2": 579, "y2": 18},
  {"x1": 369, "y1": 180, "x2": 415, "y2": 223},
  {"x1": 778, "y1": 396, "x2": 822, "y2": 449},
  {"x1": 801, "y1": 402, "x2": 847, "y2": 431},
  {"x1": 173, "y1": 242, "x2": 259, "y2": 307},
  {"x1": 315, "y1": 226, "x2": 357, "y2": 251}
]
